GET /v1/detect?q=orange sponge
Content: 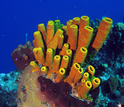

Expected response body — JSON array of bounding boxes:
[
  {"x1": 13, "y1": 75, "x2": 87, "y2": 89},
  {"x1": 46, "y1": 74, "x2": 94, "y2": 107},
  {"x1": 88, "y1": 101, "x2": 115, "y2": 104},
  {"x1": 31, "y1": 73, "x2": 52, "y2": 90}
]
[
  {"x1": 92, "y1": 17, "x2": 113, "y2": 52},
  {"x1": 46, "y1": 48, "x2": 53, "y2": 69},
  {"x1": 33, "y1": 31, "x2": 44, "y2": 49},
  {"x1": 78, "y1": 16, "x2": 89, "y2": 42},
  {"x1": 59, "y1": 43, "x2": 69, "y2": 56},
  {"x1": 73, "y1": 47, "x2": 87, "y2": 65},
  {"x1": 92, "y1": 78, "x2": 101, "y2": 90},
  {"x1": 38, "y1": 23, "x2": 47, "y2": 44},
  {"x1": 41, "y1": 66, "x2": 48, "y2": 74},
  {"x1": 30, "y1": 61, "x2": 40, "y2": 72},
  {"x1": 67, "y1": 24, "x2": 78, "y2": 50},
  {"x1": 78, "y1": 26, "x2": 93, "y2": 49},
  {"x1": 53, "y1": 55, "x2": 61, "y2": 73},
  {"x1": 74, "y1": 67, "x2": 83, "y2": 83},
  {"x1": 56, "y1": 68, "x2": 66, "y2": 82},
  {"x1": 60, "y1": 55, "x2": 69, "y2": 69},
  {"x1": 67, "y1": 63, "x2": 81, "y2": 84},
  {"x1": 33, "y1": 47, "x2": 45, "y2": 65},
  {"x1": 47, "y1": 20, "x2": 54, "y2": 44},
  {"x1": 78, "y1": 81, "x2": 92, "y2": 99},
  {"x1": 83, "y1": 72, "x2": 89, "y2": 81},
  {"x1": 79, "y1": 16, "x2": 89, "y2": 32},
  {"x1": 72, "y1": 17, "x2": 80, "y2": 25}
]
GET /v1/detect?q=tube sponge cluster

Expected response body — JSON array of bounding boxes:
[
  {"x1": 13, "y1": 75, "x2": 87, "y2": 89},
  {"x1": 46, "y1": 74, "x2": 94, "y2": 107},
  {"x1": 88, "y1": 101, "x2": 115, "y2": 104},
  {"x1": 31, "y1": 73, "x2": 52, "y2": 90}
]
[{"x1": 30, "y1": 16, "x2": 112, "y2": 101}]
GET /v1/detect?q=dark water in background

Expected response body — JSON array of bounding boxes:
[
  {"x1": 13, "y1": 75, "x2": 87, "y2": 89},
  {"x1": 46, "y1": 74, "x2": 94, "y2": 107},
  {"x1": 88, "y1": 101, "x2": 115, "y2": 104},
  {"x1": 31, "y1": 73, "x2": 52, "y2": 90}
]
[{"x1": 0, "y1": 0, "x2": 123, "y2": 73}]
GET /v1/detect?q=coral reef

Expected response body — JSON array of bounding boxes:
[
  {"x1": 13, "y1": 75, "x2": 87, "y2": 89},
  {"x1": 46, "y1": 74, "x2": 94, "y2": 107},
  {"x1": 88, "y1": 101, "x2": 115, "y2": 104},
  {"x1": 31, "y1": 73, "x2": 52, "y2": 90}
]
[
  {"x1": 0, "y1": 70, "x2": 18, "y2": 107},
  {"x1": 15, "y1": 16, "x2": 113, "y2": 107},
  {"x1": 89, "y1": 21, "x2": 124, "y2": 106},
  {"x1": 0, "y1": 8, "x2": 122, "y2": 106},
  {"x1": 11, "y1": 41, "x2": 35, "y2": 71},
  {"x1": 9, "y1": 16, "x2": 124, "y2": 107}
]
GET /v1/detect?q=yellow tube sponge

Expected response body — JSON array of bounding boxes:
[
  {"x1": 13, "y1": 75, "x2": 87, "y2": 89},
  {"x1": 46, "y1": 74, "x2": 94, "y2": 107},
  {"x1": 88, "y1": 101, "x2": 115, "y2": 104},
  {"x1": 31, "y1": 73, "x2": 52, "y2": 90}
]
[
  {"x1": 78, "y1": 26, "x2": 93, "y2": 49},
  {"x1": 62, "y1": 25, "x2": 67, "y2": 34},
  {"x1": 67, "y1": 63, "x2": 81, "y2": 84},
  {"x1": 78, "y1": 81, "x2": 92, "y2": 99},
  {"x1": 38, "y1": 23, "x2": 47, "y2": 44},
  {"x1": 72, "y1": 17, "x2": 80, "y2": 25},
  {"x1": 47, "y1": 37, "x2": 58, "y2": 52},
  {"x1": 53, "y1": 55, "x2": 61, "y2": 73},
  {"x1": 30, "y1": 61, "x2": 40, "y2": 72},
  {"x1": 59, "y1": 43, "x2": 69, "y2": 56},
  {"x1": 32, "y1": 40, "x2": 37, "y2": 47},
  {"x1": 81, "y1": 79, "x2": 86, "y2": 84},
  {"x1": 65, "y1": 49, "x2": 72, "y2": 67},
  {"x1": 54, "y1": 29, "x2": 63, "y2": 40},
  {"x1": 73, "y1": 47, "x2": 87, "y2": 65},
  {"x1": 33, "y1": 31, "x2": 44, "y2": 49},
  {"x1": 41, "y1": 66, "x2": 48, "y2": 74},
  {"x1": 75, "y1": 26, "x2": 93, "y2": 63},
  {"x1": 79, "y1": 16, "x2": 89, "y2": 32},
  {"x1": 33, "y1": 47, "x2": 45, "y2": 65},
  {"x1": 92, "y1": 17, "x2": 113, "y2": 52},
  {"x1": 87, "y1": 65, "x2": 95, "y2": 81},
  {"x1": 54, "y1": 20, "x2": 62, "y2": 32},
  {"x1": 47, "y1": 29, "x2": 63, "y2": 53},
  {"x1": 67, "y1": 24, "x2": 78, "y2": 50},
  {"x1": 87, "y1": 65, "x2": 95, "y2": 76},
  {"x1": 83, "y1": 72, "x2": 89, "y2": 81},
  {"x1": 66, "y1": 20, "x2": 73, "y2": 36},
  {"x1": 47, "y1": 20, "x2": 54, "y2": 44},
  {"x1": 46, "y1": 48, "x2": 53, "y2": 69},
  {"x1": 56, "y1": 68, "x2": 65, "y2": 82},
  {"x1": 74, "y1": 67, "x2": 83, "y2": 83},
  {"x1": 91, "y1": 78, "x2": 101, "y2": 90},
  {"x1": 78, "y1": 16, "x2": 89, "y2": 42},
  {"x1": 60, "y1": 55, "x2": 69, "y2": 69},
  {"x1": 58, "y1": 34, "x2": 64, "y2": 49}
]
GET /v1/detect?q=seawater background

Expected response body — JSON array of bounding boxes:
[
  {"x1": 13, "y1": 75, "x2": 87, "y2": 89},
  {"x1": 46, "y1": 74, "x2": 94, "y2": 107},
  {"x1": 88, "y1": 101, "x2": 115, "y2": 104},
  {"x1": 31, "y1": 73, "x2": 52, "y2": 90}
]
[{"x1": 0, "y1": 0, "x2": 123, "y2": 73}]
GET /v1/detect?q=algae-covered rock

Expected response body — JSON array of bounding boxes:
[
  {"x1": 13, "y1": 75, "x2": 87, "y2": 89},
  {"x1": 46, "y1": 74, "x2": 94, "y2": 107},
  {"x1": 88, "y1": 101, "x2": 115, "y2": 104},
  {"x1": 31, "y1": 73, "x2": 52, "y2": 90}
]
[{"x1": 108, "y1": 76, "x2": 118, "y2": 93}]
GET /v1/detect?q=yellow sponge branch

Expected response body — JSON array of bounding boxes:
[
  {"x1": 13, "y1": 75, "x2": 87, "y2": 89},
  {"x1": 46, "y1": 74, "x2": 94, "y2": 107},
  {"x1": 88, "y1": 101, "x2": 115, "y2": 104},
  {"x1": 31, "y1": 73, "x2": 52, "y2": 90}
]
[
  {"x1": 33, "y1": 48, "x2": 45, "y2": 65},
  {"x1": 33, "y1": 31, "x2": 44, "y2": 49},
  {"x1": 74, "y1": 67, "x2": 83, "y2": 83},
  {"x1": 59, "y1": 43, "x2": 69, "y2": 56},
  {"x1": 41, "y1": 66, "x2": 48, "y2": 74},
  {"x1": 47, "y1": 20, "x2": 54, "y2": 44},
  {"x1": 72, "y1": 17, "x2": 80, "y2": 25},
  {"x1": 56, "y1": 68, "x2": 66, "y2": 82},
  {"x1": 92, "y1": 78, "x2": 101, "y2": 90},
  {"x1": 30, "y1": 61, "x2": 40, "y2": 72},
  {"x1": 46, "y1": 48, "x2": 53, "y2": 69},
  {"x1": 92, "y1": 17, "x2": 113, "y2": 52},
  {"x1": 38, "y1": 23, "x2": 47, "y2": 44},
  {"x1": 60, "y1": 55, "x2": 69, "y2": 69},
  {"x1": 78, "y1": 81, "x2": 92, "y2": 99},
  {"x1": 53, "y1": 55, "x2": 61, "y2": 73},
  {"x1": 73, "y1": 47, "x2": 87, "y2": 65},
  {"x1": 67, "y1": 63, "x2": 81, "y2": 84},
  {"x1": 67, "y1": 24, "x2": 78, "y2": 51}
]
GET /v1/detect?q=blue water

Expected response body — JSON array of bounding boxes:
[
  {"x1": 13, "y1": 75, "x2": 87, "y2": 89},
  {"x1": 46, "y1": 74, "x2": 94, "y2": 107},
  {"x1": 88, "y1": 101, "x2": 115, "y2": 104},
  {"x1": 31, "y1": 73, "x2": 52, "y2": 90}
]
[{"x1": 0, "y1": 0, "x2": 123, "y2": 73}]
